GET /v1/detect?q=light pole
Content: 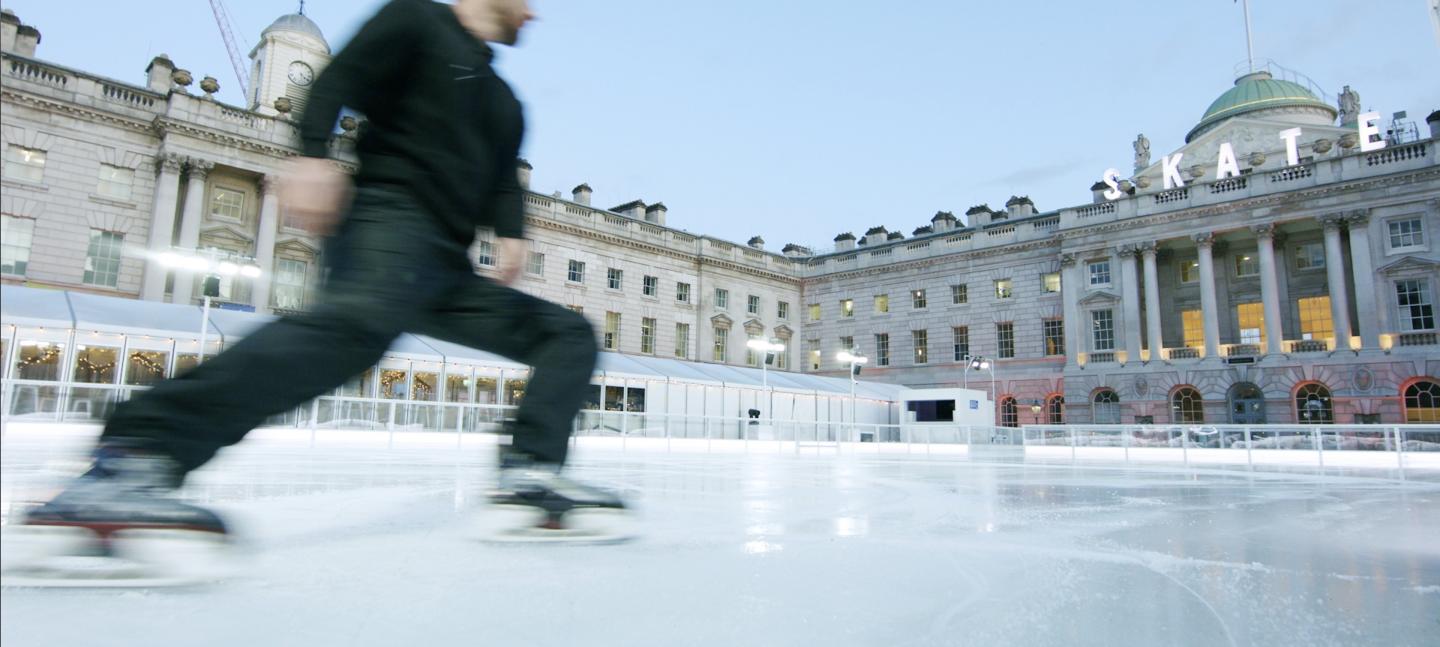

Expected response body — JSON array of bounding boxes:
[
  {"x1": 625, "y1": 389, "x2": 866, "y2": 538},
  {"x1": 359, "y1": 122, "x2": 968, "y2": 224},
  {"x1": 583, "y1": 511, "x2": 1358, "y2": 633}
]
[
  {"x1": 157, "y1": 248, "x2": 262, "y2": 364},
  {"x1": 836, "y1": 349, "x2": 868, "y2": 443},
  {"x1": 747, "y1": 338, "x2": 786, "y2": 428}
]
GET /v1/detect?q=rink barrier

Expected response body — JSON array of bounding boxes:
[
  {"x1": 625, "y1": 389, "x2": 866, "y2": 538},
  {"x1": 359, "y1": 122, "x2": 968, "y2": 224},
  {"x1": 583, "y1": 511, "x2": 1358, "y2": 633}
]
[{"x1": 2, "y1": 379, "x2": 1436, "y2": 471}]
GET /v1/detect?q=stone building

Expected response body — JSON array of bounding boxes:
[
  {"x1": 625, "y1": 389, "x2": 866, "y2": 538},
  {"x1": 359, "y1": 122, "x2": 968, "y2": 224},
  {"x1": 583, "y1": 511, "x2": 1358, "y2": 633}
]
[{"x1": 2, "y1": 9, "x2": 1437, "y2": 424}]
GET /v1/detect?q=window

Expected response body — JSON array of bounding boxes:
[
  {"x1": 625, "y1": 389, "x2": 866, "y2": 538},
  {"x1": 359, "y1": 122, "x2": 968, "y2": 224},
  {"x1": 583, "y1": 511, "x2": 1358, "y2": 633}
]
[
  {"x1": 807, "y1": 339, "x2": 820, "y2": 370},
  {"x1": 96, "y1": 165, "x2": 134, "y2": 200},
  {"x1": 997, "y1": 322, "x2": 1015, "y2": 358},
  {"x1": 912, "y1": 290, "x2": 927, "y2": 309},
  {"x1": 526, "y1": 251, "x2": 544, "y2": 277},
  {"x1": 1295, "y1": 383, "x2": 1333, "y2": 424},
  {"x1": 604, "y1": 312, "x2": 621, "y2": 350},
  {"x1": 83, "y1": 230, "x2": 123, "y2": 287},
  {"x1": 912, "y1": 330, "x2": 928, "y2": 364},
  {"x1": 1404, "y1": 380, "x2": 1440, "y2": 423},
  {"x1": 2, "y1": 216, "x2": 35, "y2": 276},
  {"x1": 1397, "y1": 280, "x2": 1435, "y2": 331},
  {"x1": 73, "y1": 345, "x2": 119, "y2": 384},
  {"x1": 1236, "y1": 302, "x2": 1265, "y2": 345},
  {"x1": 1172, "y1": 387, "x2": 1204, "y2": 423},
  {"x1": 839, "y1": 336, "x2": 854, "y2": 355},
  {"x1": 4, "y1": 145, "x2": 45, "y2": 182},
  {"x1": 874, "y1": 333, "x2": 890, "y2": 366},
  {"x1": 642, "y1": 275, "x2": 658, "y2": 297},
  {"x1": 747, "y1": 294, "x2": 760, "y2": 315},
  {"x1": 1388, "y1": 217, "x2": 1425, "y2": 250},
  {"x1": 747, "y1": 334, "x2": 761, "y2": 367},
  {"x1": 640, "y1": 317, "x2": 656, "y2": 354},
  {"x1": 475, "y1": 239, "x2": 494, "y2": 267},
  {"x1": 272, "y1": 259, "x2": 307, "y2": 310},
  {"x1": 567, "y1": 305, "x2": 584, "y2": 315},
  {"x1": 777, "y1": 301, "x2": 789, "y2": 320},
  {"x1": 1090, "y1": 310, "x2": 1114, "y2": 351},
  {"x1": 715, "y1": 288, "x2": 729, "y2": 309},
  {"x1": 1179, "y1": 259, "x2": 1199, "y2": 283},
  {"x1": 840, "y1": 299, "x2": 854, "y2": 318},
  {"x1": 1087, "y1": 260, "x2": 1111, "y2": 286},
  {"x1": 676, "y1": 282, "x2": 691, "y2": 303},
  {"x1": 567, "y1": 260, "x2": 585, "y2": 283},
  {"x1": 952, "y1": 284, "x2": 968, "y2": 304},
  {"x1": 1046, "y1": 396, "x2": 1064, "y2": 424},
  {"x1": 999, "y1": 397, "x2": 1018, "y2": 428},
  {"x1": 675, "y1": 323, "x2": 690, "y2": 358},
  {"x1": 808, "y1": 303, "x2": 821, "y2": 322},
  {"x1": 125, "y1": 350, "x2": 168, "y2": 386},
  {"x1": 1182, "y1": 309, "x2": 1204, "y2": 348},
  {"x1": 607, "y1": 268, "x2": 623, "y2": 290},
  {"x1": 874, "y1": 294, "x2": 889, "y2": 314},
  {"x1": 1043, "y1": 318, "x2": 1064, "y2": 356},
  {"x1": 994, "y1": 279, "x2": 1012, "y2": 299},
  {"x1": 775, "y1": 343, "x2": 788, "y2": 369},
  {"x1": 952, "y1": 326, "x2": 969, "y2": 362},
  {"x1": 1294, "y1": 243, "x2": 1325, "y2": 270},
  {"x1": 1298, "y1": 296, "x2": 1333, "y2": 340},
  {"x1": 210, "y1": 187, "x2": 245, "y2": 222},
  {"x1": 1234, "y1": 253, "x2": 1259, "y2": 278},
  {"x1": 1093, "y1": 389, "x2": 1121, "y2": 424},
  {"x1": 713, "y1": 327, "x2": 728, "y2": 362},
  {"x1": 1042, "y1": 272, "x2": 1061, "y2": 293}
]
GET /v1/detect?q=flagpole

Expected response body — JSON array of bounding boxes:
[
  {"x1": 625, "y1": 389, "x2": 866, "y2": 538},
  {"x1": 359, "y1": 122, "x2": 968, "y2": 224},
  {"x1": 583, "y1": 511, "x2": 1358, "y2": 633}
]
[{"x1": 1241, "y1": 0, "x2": 1255, "y2": 73}]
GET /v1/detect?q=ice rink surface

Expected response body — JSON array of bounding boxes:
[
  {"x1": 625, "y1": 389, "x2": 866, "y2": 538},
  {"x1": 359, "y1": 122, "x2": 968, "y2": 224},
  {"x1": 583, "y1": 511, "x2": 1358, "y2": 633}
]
[{"x1": 2, "y1": 427, "x2": 1438, "y2": 647}]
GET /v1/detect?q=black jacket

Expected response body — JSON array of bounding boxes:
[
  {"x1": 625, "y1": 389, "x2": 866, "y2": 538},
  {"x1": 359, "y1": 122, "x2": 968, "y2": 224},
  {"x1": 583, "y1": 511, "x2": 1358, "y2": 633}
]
[{"x1": 298, "y1": 0, "x2": 526, "y2": 243}]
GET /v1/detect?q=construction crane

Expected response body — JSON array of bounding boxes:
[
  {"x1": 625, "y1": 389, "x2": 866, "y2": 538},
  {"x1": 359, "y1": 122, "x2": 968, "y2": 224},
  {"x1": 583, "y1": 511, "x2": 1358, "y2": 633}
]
[{"x1": 208, "y1": 0, "x2": 250, "y2": 103}]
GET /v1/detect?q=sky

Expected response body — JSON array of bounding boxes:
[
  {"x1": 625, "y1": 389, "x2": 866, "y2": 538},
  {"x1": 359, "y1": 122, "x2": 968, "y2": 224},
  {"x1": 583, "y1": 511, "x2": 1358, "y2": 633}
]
[{"x1": 6, "y1": 0, "x2": 1437, "y2": 251}]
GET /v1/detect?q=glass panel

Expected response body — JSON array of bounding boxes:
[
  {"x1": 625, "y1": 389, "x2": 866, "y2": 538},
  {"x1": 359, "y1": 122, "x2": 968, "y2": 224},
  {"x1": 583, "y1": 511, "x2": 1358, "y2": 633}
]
[
  {"x1": 73, "y1": 345, "x2": 119, "y2": 384},
  {"x1": 380, "y1": 369, "x2": 410, "y2": 399},
  {"x1": 411, "y1": 371, "x2": 438, "y2": 401},
  {"x1": 15, "y1": 341, "x2": 65, "y2": 381},
  {"x1": 124, "y1": 350, "x2": 169, "y2": 386}
]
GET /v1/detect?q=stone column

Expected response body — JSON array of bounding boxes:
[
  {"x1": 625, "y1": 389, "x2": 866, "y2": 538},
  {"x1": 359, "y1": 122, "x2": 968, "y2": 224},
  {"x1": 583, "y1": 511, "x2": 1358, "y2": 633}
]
[
  {"x1": 140, "y1": 153, "x2": 184, "y2": 301},
  {"x1": 1345, "y1": 210, "x2": 1379, "y2": 349},
  {"x1": 1140, "y1": 242, "x2": 1163, "y2": 361},
  {"x1": 1060, "y1": 254, "x2": 1082, "y2": 363},
  {"x1": 1194, "y1": 233, "x2": 1222, "y2": 359},
  {"x1": 1320, "y1": 214, "x2": 1353, "y2": 349},
  {"x1": 251, "y1": 176, "x2": 280, "y2": 314},
  {"x1": 1253, "y1": 224, "x2": 1285, "y2": 355},
  {"x1": 171, "y1": 159, "x2": 213, "y2": 305},
  {"x1": 1118, "y1": 245, "x2": 1143, "y2": 362}
]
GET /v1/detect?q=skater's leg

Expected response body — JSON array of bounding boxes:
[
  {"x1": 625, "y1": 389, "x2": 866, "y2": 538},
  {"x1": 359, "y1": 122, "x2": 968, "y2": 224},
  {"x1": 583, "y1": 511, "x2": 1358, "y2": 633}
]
[
  {"x1": 103, "y1": 187, "x2": 470, "y2": 473},
  {"x1": 417, "y1": 277, "x2": 598, "y2": 465}
]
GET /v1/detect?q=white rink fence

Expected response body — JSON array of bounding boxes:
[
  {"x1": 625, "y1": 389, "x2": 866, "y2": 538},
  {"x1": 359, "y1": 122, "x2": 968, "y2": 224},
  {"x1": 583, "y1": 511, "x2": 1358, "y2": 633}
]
[{"x1": 3, "y1": 378, "x2": 1437, "y2": 474}]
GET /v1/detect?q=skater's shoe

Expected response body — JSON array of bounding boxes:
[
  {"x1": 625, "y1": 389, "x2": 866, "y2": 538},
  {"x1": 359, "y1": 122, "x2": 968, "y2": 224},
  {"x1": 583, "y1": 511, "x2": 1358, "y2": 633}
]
[
  {"x1": 479, "y1": 450, "x2": 633, "y2": 543},
  {"x1": 1, "y1": 441, "x2": 234, "y2": 587}
]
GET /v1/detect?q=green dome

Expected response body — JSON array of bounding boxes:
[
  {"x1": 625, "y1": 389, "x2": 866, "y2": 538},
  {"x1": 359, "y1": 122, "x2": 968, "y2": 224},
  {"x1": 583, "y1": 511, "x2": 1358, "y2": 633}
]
[{"x1": 1186, "y1": 71, "x2": 1335, "y2": 142}]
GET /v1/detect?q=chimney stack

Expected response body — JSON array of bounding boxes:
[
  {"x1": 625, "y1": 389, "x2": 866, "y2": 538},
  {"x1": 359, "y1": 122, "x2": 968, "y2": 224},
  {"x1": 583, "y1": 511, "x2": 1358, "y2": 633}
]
[
  {"x1": 515, "y1": 159, "x2": 532, "y2": 190},
  {"x1": 572, "y1": 183, "x2": 592, "y2": 206},
  {"x1": 1428, "y1": 110, "x2": 1440, "y2": 140},
  {"x1": 834, "y1": 232, "x2": 856, "y2": 252},
  {"x1": 145, "y1": 55, "x2": 175, "y2": 94},
  {"x1": 610, "y1": 200, "x2": 646, "y2": 220},
  {"x1": 645, "y1": 202, "x2": 667, "y2": 226},
  {"x1": 747, "y1": 236, "x2": 765, "y2": 250},
  {"x1": 14, "y1": 21, "x2": 40, "y2": 58},
  {"x1": 1, "y1": 10, "x2": 20, "y2": 53},
  {"x1": 781, "y1": 243, "x2": 811, "y2": 258},
  {"x1": 1005, "y1": 195, "x2": 1036, "y2": 218},
  {"x1": 965, "y1": 204, "x2": 994, "y2": 227},
  {"x1": 863, "y1": 226, "x2": 888, "y2": 246},
  {"x1": 930, "y1": 211, "x2": 958, "y2": 232}
]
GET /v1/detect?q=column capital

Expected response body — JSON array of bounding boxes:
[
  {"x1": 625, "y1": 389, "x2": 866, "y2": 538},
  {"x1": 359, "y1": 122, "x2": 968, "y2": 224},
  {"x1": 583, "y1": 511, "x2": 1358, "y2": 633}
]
[
  {"x1": 1251, "y1": 223, "x2": 1277, "y2": 240},
  {"x1": 1059, "y1": 253, "x2": 1078, "y2": 268},
  {"x1": 1318, "y1": 213, "x2": 1347, "y2": 232},
  {"x1": 260, "y1": 174, "x2": 279, "y2": 195},
  {"x1": 1138, "y1": 241, "x2": 1158, "y2": 256},
  {"x1": 156, "y1": 152, "x2": 184, "y2": 174},
  {"x1": 1192, "y1": 232, "x2": 1216, "y2": 248},
  {"x1": 1116, "y1": 243, "x2": 1143, "y2": 258},
  {"x1": 1344, "y1": 209, "x2": 1370, "y2": 227},
  {"x1": 185, "y1": 158, "x2": 214, "y2": 180}
]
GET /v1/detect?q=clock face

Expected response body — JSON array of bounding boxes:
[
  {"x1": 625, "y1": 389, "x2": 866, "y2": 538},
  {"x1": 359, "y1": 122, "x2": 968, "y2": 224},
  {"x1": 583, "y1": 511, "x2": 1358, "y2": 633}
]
[{"x1": 287, "y1": 61, "x2": 315, "y2": 86}]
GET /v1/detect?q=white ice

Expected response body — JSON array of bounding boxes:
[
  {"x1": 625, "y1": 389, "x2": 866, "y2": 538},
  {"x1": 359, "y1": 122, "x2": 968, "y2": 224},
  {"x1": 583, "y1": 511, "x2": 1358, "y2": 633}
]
[{"x1": 2, "y1": 425, "x2": 1438, "y2": 647}]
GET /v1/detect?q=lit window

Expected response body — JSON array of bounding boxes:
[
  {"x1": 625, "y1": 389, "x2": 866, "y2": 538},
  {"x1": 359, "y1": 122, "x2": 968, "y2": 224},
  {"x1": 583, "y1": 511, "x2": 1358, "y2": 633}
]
[
  {"x1": 713, "y1": 327, "x2": 728, "y2": 362},
  {"x1": 808, "y1": 303, "x2": 821, "y2": 321},
  {"x1": 1388, "y1": 218, "x2": 1425, "y2": 250},
  {"x1": 840, "y1": 299, "x2": 854, "y2": 318},
  {"x1": 567, "y1": 260, "x2": 585, "y2": 283},
  {"x1": 1091, "y1": 310, "x2": 1114, "y2": 351},
  {"x1": 526, "y1": 252, "x2": 544, "y2": 276},
  {"x1": 994, "y1": 279, "x2": 1012, "y2": 299},
  {"x1": 4, "y1": 145, "x2": 46, "y2": 182},
  {"x1": 807, "y1": 339, "x2": 821, "y2": 370},
  {"x1": 1182, "y1": 309, "x2": 1204, "y2": 348},
  {"x1": 1, "y1": 215, "x2": 35, "y2": 276},
  {"x1": 642, "y1": 275, "x2": 658, "y2": 297},
  {"x1": 912, "y1": 329, "x2": 927, "y2": 364},
  {"x1": 1297, "y1": 296, "x2": 1333, "y2": 340},
  {"x1": 1294, "y1": 243, "x2": 1325, "y2": 270},
  {"x1": 874, "y1": 294, "x2": 889, "y2": 314},
  {"x1": 747, "y1": 334, "x2": 761, "y2": 367},
  {"x1": 1397, "y1": 280, "x2": 1435, "y2": 331},
  {"x1": 272, "y1": 259, "x2": 308, "y2": 310},
  {"x1": 874, "y1": 333, "x2": 890, "y2": 366},
  {"x1": 1234, "y1": 253, "x2": 1259, "y2": 278},
  {"x1": 1236, "y1": 302, "x2": 1265, "y2": 345},
  {"x1": 83, "y1": 230, "x2": 123, "y2": 288},
  {"x1": 952, "y1": 284, "x2": 968, "y2": 304},
  {"x1": 912, "y1": 290, "x2": 927, "y2": 309},
  {"x1": 1087, "y1": 260, "x2": 1111, "y2": 286},
  {"x1": 952, "y1": 326, "x2": 969, "y2": 362},
  {"x1": 210, "y1": 187, "x2": 245, "y2": 221},
  {"x1": 675, "y1": 323, "x2": 690, "y2": 358},
  {"x1": 607, "y1": 268, "x2": 623, "y2": 290},
  {"x1": 1043, "y1": 318, "x2": 1064, "y2": 356},
  {"x1": 1042, "y1": 272, "x2": 1061, "y2": 293},
  {"x1": 997, "y1": 322, "x2": 1015, "y2": 358},
  {"x1": 640, "y1": 317, "x2": 656, "y2": 354},
  {"x1": 1404, "y1": 380, "x2": 1440, "y2": 423},
  {"x1": 96, "y1": 165, "x2": 134, "y2": 200},
  {"x1": 1179, "y1": 260, "x2": 1199, "y2": 283},
  {"x1": 604, "y1": 312, "x2": 621, "y2": 350}
]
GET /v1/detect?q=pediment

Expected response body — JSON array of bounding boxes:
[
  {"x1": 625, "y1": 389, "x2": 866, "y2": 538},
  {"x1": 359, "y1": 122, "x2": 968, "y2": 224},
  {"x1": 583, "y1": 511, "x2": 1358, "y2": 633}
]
[
  {"x1": 1076, "y1": 290, "x2": 1120, "y2": 306},
  {"x1": 199, "y1": 224, "x2": 254, "y2": 247},
  {"x1": 742, "y1": 318, "x2": 765, "y2": 334},
  {"x1": 1376, "y1": 255, "x2": 1440, "y2": 276},
  {"x1": 710, "y1": 313, "x2": 733, "y2": 328},
  {"x1": 275, "y1": 236, "x2": 321, "y2": 256},
  {"x1": 773, "y1": 324, "x2": 794, "y2": 339}
]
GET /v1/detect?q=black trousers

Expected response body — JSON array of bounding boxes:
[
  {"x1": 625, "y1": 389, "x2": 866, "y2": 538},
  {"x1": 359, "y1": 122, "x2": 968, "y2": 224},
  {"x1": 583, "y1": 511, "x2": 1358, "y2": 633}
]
[{"x1": 102, "y1": 187, "x2": 598, "y2": 474}]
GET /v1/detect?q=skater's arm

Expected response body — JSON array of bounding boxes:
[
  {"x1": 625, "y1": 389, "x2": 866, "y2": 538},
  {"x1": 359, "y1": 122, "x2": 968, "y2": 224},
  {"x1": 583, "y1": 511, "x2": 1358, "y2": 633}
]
[
  {"x1": 297, "y1": 0, "x2": 417, "y2": 158},
  {"x1": 491, "y1": 113, "x2": 527, "y2": 240}
]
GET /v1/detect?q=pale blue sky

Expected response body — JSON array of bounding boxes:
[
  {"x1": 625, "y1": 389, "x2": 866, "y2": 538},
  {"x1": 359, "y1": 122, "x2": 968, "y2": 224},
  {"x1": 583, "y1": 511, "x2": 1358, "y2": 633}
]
[{"x1": 7, "y1": 0, "x2": 1436, "y2": 250}]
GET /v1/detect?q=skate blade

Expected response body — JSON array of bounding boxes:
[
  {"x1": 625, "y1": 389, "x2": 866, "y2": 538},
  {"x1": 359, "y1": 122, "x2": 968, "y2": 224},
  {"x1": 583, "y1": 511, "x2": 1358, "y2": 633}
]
[
  {"x1": 473, "y1": 505, "x2": 635, "y2": 545},
  {"x1": 1, "y1": 526, "x2": 237, "y2": 588}
]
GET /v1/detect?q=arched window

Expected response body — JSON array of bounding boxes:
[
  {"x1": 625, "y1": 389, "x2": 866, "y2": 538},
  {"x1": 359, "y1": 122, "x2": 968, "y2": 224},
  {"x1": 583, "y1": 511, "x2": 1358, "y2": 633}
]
[
  {"x1": 1093, "y1": 389, "x2": 1120, "y2": 424},
  {"x1": 1172, "y1": 387, "x2": 1204, "y2": 423},
  {"x1": 1295, "y1": 383, "x2": 1333, "y2": 424},
  {"x1": 1404, "y1": 380, "x2": 1440, "y2": 423},
  {"x1": 1047, "y1": 395, "x2": 1064, "y2": 424},
  {"x1": 999, "y1": 396, "x2": 1018, "y2": 427}
]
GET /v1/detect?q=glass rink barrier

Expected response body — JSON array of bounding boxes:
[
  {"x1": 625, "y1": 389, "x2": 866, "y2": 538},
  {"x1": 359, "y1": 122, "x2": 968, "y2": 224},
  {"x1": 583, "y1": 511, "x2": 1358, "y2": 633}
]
[{"x1": 3, "y1": 378, "x2": 1437, "y2": 471}]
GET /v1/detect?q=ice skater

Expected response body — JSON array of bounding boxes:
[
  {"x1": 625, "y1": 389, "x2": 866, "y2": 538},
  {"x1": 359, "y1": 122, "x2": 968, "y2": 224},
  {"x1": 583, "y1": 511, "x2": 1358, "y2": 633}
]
[{"x1": 4, "y1": 0, "x2": 628, "y2": 587}]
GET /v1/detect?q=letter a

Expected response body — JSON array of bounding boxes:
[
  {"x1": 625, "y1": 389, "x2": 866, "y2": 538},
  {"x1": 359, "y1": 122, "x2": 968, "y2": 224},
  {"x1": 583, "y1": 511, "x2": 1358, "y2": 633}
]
[
  {"x1": 1162, "y1": 154, "x2": 1185, "y2": 190},
  {"x1": 1215, "y1": 142, "x2": 1241, "y2": 180}
]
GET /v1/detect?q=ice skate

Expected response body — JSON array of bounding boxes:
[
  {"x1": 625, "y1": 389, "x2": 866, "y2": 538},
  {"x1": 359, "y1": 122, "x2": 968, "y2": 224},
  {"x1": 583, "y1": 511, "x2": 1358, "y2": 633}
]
[
  {"x1": 475, "y1": 453, "x2": 634, "y2": 544},
  {"x1": 0, "y1": 442, "x2": 236, "y2": 588}
]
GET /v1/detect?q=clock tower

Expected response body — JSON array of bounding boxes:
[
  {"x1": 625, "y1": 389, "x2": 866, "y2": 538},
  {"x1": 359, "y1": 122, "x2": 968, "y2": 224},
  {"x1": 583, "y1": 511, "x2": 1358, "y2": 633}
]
[{"x1": 247, "y1": 11, "x2": 331, "y2": 117}]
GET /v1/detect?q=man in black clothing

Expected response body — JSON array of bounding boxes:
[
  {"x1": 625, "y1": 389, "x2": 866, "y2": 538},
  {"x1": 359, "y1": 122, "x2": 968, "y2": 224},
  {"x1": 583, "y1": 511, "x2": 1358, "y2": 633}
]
[{"x1": 13, "y1": 0, "x2": 626, "y2": 563}]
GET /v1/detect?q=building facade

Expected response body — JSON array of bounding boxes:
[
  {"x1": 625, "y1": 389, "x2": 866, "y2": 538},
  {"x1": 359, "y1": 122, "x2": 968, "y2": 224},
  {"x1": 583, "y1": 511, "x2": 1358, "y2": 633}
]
[{"x1": 2, "y1": 10, "x2": 1438, "y2": 425}]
